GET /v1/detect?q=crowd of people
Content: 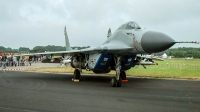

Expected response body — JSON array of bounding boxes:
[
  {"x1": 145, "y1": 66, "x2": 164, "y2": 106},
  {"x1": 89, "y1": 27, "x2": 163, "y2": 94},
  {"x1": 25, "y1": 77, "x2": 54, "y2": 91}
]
[{"x1": 0, "y1": 53, "x2": 41, "y2": 71}]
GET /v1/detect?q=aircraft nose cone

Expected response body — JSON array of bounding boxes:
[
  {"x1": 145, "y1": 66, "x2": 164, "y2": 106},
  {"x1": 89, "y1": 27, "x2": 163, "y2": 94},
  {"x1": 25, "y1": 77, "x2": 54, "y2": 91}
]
[{"x1": 141, "y1": 31, "x2": 175, "y2": 53}]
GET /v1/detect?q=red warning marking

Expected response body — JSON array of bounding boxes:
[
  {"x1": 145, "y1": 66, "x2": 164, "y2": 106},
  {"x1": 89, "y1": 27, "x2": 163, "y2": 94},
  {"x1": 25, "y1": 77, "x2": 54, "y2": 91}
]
[{"x1": 122, "y1": 80, "x2": 128, "y2": 82}]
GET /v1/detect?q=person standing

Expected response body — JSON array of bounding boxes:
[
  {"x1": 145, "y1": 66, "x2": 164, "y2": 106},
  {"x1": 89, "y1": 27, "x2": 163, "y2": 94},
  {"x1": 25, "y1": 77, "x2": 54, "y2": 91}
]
[
  {"x1": 13, "y1": 56, "x2": 17, "y2": 67},
  {"x1": 16, "y1": 56, "x2": 20, "y2": 66},
  {"x1": 33, "y1": 55, "x2": 37, "y2": 63},
  {"x1": 25, "y1": 56, "x2": 29, "y2": 66},
  {"x1": 0, "y1": 53, "x2": 2, "y2": 67},
  {"x1": 29, "y1": 56, "x2": 33, "y2": 66},
  {"x1": 10, "y1": 55, "x2": 13, "y2": 67},
  {"x1": 22, "y1": 56, "x2": 25, "y2": 66},
  {"x1": 19, "y1": 56, "x2": 23, "y2": 66},
  {"x1": 2, "y1": 54, "x2": 7, "y2": 72},
  {"x1": 0, "y1": 56, "x2": 2, "y2": 67}
]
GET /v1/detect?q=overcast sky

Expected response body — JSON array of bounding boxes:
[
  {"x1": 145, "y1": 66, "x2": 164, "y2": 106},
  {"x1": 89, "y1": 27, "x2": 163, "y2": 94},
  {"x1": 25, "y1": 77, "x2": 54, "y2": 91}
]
[{"x1": 0, "y1": 0, "x2": 200, "y2": 49}]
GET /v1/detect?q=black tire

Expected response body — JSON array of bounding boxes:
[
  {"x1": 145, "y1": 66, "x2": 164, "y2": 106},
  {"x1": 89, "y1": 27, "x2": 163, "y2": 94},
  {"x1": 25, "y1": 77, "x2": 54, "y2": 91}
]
[
  {"x1": 110, "y1": 78, "x2": 116, "y2": 87},
  {"x1": 74, "y1": 69, "x2": 80, "y2": 79},
  {"x1": 120, "y1": 71, "x2": 126, "y2": 80},
  {"x1": 116, "y1": 77, "x2": 122, "y2": 87}
]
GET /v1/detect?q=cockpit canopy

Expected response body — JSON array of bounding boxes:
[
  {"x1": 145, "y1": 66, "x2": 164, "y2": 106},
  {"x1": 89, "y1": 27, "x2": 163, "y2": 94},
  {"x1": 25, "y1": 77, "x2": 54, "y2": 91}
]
[{"x1": 117, "y1": 21, "x2": 141, "y2": 30}]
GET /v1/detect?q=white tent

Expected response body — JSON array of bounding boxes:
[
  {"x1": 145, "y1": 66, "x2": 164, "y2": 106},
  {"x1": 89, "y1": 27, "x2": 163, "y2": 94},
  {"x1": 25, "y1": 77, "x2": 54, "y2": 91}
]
[{"x1": 162, "y1": 53, "x2": 167, "y2": 59}]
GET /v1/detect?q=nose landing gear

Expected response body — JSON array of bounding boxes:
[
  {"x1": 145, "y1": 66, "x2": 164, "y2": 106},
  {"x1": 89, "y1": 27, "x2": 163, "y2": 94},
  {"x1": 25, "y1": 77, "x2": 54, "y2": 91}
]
[
  {"x1": 110, "y1": 56, "x2": 125, "y2": 87},
  {"x1": 110, "y1": 71, "x2": 127, "y2": 87}
]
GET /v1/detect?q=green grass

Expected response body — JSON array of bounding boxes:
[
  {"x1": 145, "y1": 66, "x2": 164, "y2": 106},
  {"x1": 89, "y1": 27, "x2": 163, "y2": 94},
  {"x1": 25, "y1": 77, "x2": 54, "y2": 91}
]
[
  {"x1": 25, "y1": 59, "x2": 200, "y2": 79},
  {"x1": 126, "y1": 67, "x2": 200, "y2": 79},
  {"x1": 126, "y1": 59, "x2": 200, "y2": 79}
]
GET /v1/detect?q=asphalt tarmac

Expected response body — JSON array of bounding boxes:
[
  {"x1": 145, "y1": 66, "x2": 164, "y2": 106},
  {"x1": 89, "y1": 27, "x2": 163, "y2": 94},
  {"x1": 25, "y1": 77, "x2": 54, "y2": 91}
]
[{"x1": 0, "y1": 71, "x2": 200, "y2": 112}]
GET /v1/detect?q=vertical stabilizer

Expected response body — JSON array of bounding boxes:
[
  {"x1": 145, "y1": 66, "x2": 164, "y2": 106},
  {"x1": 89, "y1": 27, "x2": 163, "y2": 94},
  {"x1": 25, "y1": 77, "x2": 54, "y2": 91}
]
[
  {"x1": 64, "y1": 26, "x2": 72, "y2": 51},
  {"x1": 107, "y1": 28, "x2": 112, "y2": 38}
]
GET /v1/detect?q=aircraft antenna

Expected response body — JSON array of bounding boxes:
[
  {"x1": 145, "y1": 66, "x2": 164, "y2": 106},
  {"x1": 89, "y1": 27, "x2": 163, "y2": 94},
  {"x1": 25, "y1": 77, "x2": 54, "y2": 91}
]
[{"x1": 174, "y1": 41, "x2": 199, "y2": 44}]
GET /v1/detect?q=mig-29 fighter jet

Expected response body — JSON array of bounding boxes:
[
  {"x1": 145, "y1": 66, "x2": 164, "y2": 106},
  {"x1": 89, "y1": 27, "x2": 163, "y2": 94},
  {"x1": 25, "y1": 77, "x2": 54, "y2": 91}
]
[{"x1": 17, "y1": 21, "x2": 199, "y2": 87}]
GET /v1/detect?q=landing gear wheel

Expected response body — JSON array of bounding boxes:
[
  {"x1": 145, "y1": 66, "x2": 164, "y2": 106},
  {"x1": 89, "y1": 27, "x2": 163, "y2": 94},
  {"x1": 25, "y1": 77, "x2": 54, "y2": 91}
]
[
  {"x1": 73, "y1": 69, "x2": 80, "y2": 79},
  {"x1": 116, "y1": 77, "x2": 122, "y2": 87},
  {"x1": 120, "y1": 71, "x2": 126, "y2": 80},
  {"x1": 110, "y1": 78, "x2": 116, "y2": 87}
]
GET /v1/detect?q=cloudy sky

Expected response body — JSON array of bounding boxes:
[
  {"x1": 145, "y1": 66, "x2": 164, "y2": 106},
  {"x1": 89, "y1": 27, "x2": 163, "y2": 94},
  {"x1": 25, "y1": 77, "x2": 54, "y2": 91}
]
[{"x1": 0, "y1": 0, "x2": 200, "y2": 49}]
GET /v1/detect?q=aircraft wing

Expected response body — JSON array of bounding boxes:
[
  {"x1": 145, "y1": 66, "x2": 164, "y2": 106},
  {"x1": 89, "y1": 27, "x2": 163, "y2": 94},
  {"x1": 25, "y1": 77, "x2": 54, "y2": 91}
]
[
  {"x1": 15, "y1": 49, "x2": 80, "y2": 57},
  {"x1": 15, "y1": 41, "x2": 133, "y2": 57}
]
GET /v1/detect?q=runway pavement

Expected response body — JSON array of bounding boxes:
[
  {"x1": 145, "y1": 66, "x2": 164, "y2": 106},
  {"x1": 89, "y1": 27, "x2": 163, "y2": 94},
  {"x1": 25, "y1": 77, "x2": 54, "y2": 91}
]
[{"x1": 0, "y1": 71, "x2": 200, "y2": 112}]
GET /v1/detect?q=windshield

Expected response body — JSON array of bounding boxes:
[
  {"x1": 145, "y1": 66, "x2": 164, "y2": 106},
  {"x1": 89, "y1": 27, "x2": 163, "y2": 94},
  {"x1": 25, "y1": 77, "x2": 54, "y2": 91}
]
[
  {"x1": 125, "y1": 22, "x2": 136, "y2": 29},
  {"x1": 116, "y1": 21, "x2": 141, "y2": 31}
]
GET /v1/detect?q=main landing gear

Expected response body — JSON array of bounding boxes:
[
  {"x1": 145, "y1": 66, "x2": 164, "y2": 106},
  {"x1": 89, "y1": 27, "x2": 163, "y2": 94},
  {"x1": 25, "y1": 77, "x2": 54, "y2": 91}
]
[{"x1": 72, "y1": 69, "x2": 81, "y2": 82}]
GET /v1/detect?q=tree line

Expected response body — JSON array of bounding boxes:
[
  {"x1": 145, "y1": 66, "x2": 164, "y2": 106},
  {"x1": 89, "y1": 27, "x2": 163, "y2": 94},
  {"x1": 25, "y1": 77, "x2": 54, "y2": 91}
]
[
  {"x1": 0, "y1": 45, "x2": 90, "y2": 53},
  {"x1": 0, "y1": 46, "x2": 29, "y2": 53},
  {"x1": 156, "y1": 47, "x2": 200, "y2": 58},
  {"x1": 0, "y1": 46, "x2": 200, "y2": 58}
]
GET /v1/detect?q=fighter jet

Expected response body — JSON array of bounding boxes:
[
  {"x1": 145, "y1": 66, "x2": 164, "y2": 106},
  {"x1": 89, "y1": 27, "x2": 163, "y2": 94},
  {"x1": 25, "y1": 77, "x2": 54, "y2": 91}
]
[{"x1": 17, "y1": 21, "x2": 199, "y2": 87}]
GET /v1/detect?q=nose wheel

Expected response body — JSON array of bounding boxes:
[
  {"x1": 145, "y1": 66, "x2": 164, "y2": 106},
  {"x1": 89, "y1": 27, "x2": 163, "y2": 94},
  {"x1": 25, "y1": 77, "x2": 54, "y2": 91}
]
[
  {"x1": 110, "y1": 77, "x2": 122, "y2": 87},
  {"x1": 110, "y1": 78, "x2": 116, "y2": 87}
]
